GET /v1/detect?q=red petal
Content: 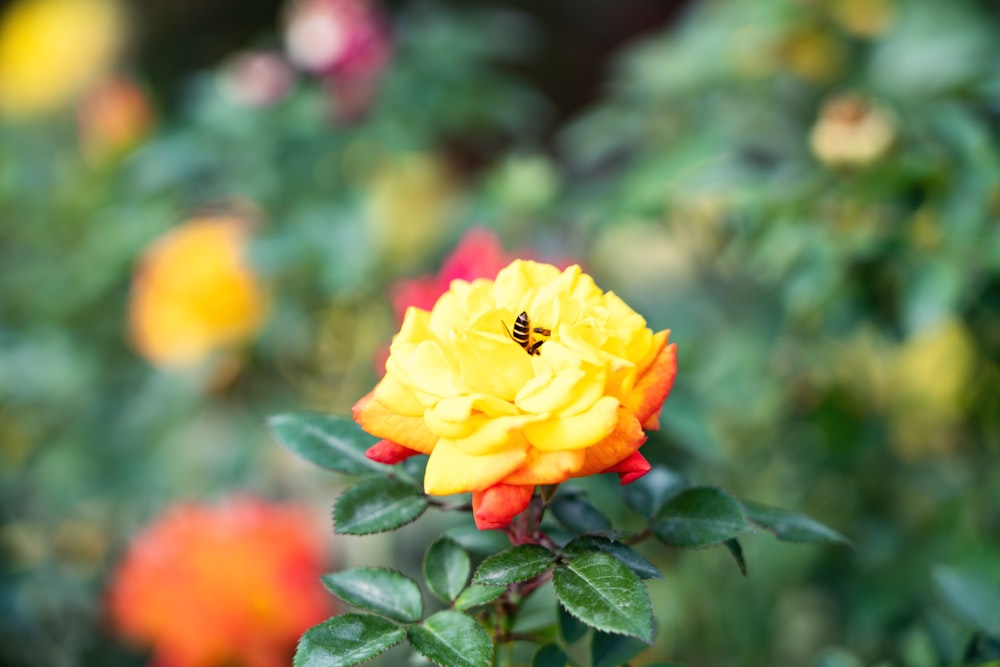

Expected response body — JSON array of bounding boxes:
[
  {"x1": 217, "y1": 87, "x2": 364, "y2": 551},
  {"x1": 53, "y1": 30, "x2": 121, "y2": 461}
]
[
  {"x1": 471, "y1": 484, "x2": 535, "y2": 530},
  {"x1": 365, "y1": 439, "x2": 421, "y2": 464},
  {"x1": 602, "y1": 451, "x2": 651, "y2": 485}
]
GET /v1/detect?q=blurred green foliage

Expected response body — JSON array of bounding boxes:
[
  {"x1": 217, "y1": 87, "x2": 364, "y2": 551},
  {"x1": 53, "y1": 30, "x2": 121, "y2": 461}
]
[{"x1": 1, "y1": 0, "x2": 999, "y2": 665}]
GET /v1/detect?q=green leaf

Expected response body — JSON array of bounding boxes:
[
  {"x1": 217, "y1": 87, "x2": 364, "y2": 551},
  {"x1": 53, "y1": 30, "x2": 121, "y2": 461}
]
[
  {"x1": 454, "y1": 584, "x2": 505, "y2": 611},
  {"x1": 592, "y1": 629, "x2": 649, "y2": 667},
  {"x1": 269, "y1": 413, "x2": 384, "y2": 476},
  {"x1": 446, "y1": 526, "x2": 511, "y2": 555},
  {"x1": 553, "y1": 552, "x2": 653, "y2": 641},
  {"x1": 563, "y1": 536, "x2": 662, "y2": 580},
  {"x1": 424, "y1": 537, "x2": 471, "y2": 603},
  {"x1": 473, "y1": 545, "x2": 555, "y2": 586},
  {"x1": 294, "y1": 613, "x2": 405, "y2": 667},
  {"x1": 321, "y1": 568, "x2": 422, "y2": 623},
  {"x1": 724, "y1": 539, "x2": 748, "y2": 577},
  {"x1": 406, "y1": 610, "x2": 493, "y2": 667},
  {"x1": 651, "y1": 487, "x2": 751, "y2": 549},
  {"x1": 559, "y1": 604, "x2": 588, "y2": 643},
  {"x1": 623, "y1": 466, "x2": 688, "y2": 518},
  {"x1": 334, "y1": 477, "x2": 427, "y2": 535},
  {"x1": 549, "y1": 495, "x2": 611, "y2": 533},
  {"x1": 532, "y1": 643, "x2": 569, "y2": 667},
  {"x1": 933, "y1": 566, "x2": 1000, "y2": 636},
  {"x1": 743, "y1": 501, "x2": 851, "y2": 546}
]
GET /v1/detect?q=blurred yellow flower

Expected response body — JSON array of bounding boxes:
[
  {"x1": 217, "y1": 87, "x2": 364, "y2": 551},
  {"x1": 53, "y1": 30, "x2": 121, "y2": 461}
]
[
  {"x1": 780, "y1": 26, "x2": 844, "y2": 84},
  {"x1": 810, "y1": 93, "x2": 896, "y2": 169},
  {"x1": 889, "y1": 319, "x2": 975, "y2": 459},
  {"x1": 128, "y1": 216, "x2": 269, "y2": 371},
  {"x1": 365, "y1": 153, "x2": 458, "y2": 270},
  {"x1": 831, "y1": 0, "x2": 896, "y2": 38},
  {"x1": 354, "y1": 260, "x2": 677, "y2": 529},
  {"x1": 0, "y1": 0, "x2": 125, "y2": 119}
]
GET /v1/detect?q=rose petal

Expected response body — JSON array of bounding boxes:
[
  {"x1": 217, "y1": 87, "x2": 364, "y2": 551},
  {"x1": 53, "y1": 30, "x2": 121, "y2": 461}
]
[
  {"x1": 352, "y1": 391, "x2": 437, "y2": 454},
  {"x1": 423, "y1": 438, "x2": 528, "y2": 495},
  {"x1": 625, "y1": 332, "x2": 677, "y2": 429},
  {"x1": 472, "y1": 484, "x2": 535, "y2": 530},
  {"x1": 602, "y1": 451, "x2": 651, "y2": 485},
  {"x1": 365, "y1": 440, "x2": 421, "y2": 464},
  {"x1": 523, "y1": 395, "x2": 620, "y2": 451},
  {"x1": 503, "y1": 448, "x2": 586, "y2": 485},
  {"x1": 575, "y1": 408, "x2": 647, "y2": 478}
]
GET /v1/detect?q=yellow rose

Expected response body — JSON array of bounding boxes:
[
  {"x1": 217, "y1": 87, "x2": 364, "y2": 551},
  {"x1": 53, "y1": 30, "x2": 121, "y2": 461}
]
[
  {"x1": 353, "y1": 260, "x2": 678, "y2": 530},
  {"x1": 128, "y1": 216, "x2": 269, "y2": 371},
  {"x1": 0, "y1": 0, "x2": 125, "y2": 119}
]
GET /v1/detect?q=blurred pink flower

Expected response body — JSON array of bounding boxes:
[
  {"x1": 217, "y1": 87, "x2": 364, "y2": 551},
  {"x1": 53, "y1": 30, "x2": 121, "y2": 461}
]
[
  {"x1": 220, "y1": 50, "x2": 294, "y2": 108},
  {"x1": 284, "y1": 0, "x2": 389, "y2": 79}
]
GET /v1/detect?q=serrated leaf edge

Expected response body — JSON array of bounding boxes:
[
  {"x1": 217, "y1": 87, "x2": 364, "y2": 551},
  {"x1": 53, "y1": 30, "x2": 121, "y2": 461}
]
[
  {"x1": 294, "y1": 614, "x2": 406, "y2": 667},
  {"x1": 453, "y1": 584, "x2": 505, "y2": 611},
  {"x1": 332, "y1": 481, "x2": 429, "y2": 536},
  {"x1": 406, "y1": 614, "x2": 494, "y2": 667},
  {"x1": 553, "y1": 595, "x2": 654, "y2": 644},
  {"x1": 472, "y1": 546, "x2": 555, "y2": 586},
  {"x1": 321, "y1": 567, "x2": 423, "y2": 622},
  {"x1": 424, "y1": 536, "x2": 472, "y2": 603},
  {"x1": 268, "y1": 413, "x2": 382, "y2": 470},
  {"x1": 742, "y1": 500, "x2": 854, "y2": 548},
  {"x1": 562, "y1": 537, "x2": 663, "y2": 580},
  {"x1": 553, "y1": 555, "x2": 653, "y2": 643},
  {"x1": 652, "y1": 486, "x2": 753, "y2": 550}
]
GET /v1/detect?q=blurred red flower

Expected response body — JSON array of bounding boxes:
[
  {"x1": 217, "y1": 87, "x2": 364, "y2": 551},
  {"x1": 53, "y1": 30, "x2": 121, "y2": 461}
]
[
  {"x1": 389, "y1": 227, "x2": 515, "y2": 323},
  {"x1": 107, "y1": 497, "x2": 332, "y2": 667}
]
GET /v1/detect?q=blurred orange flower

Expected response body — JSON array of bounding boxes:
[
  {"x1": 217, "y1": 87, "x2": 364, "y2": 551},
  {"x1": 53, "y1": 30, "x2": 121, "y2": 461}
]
[
  {"x1": 355, "y1": 260, "x2": 677, "y2": 530},
  {"x1": 128, "y1": 215, "x2": 270, "y2": 371},
  {"x1": 77, "y1": 75, "x2": 154, "y2": 163},
  {"x1": 0, "y1": 0, "x2": 125, "y2": 119},
  {"x1": 107, "y1": 497, "x2": 333, "y2": 667}
]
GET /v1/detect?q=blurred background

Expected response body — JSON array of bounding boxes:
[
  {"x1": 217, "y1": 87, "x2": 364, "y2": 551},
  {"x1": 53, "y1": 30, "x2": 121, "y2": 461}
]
[{"x1": 1, "y1": 0, "x2": 999, "y2": 665}]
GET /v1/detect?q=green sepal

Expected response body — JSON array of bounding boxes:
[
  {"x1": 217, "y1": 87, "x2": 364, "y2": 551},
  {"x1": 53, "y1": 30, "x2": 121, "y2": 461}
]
[{"x1": 334, "y1": 476, "x2": 427, "y2": 535}]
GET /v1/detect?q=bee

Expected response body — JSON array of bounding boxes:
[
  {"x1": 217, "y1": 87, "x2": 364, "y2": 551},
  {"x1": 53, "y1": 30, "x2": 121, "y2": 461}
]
[{"x1": 502, "y1": 311, "x2": 550, "y2": 356}]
